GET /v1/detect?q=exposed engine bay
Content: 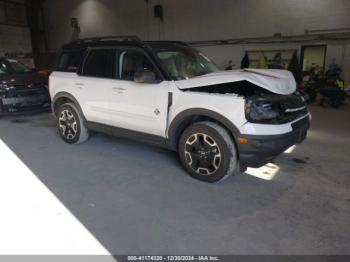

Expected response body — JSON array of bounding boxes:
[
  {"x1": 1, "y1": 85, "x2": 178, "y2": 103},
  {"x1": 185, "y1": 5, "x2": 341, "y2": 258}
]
[{"x1": 184, "y1": 80, "x2": 308, "y2": 124}]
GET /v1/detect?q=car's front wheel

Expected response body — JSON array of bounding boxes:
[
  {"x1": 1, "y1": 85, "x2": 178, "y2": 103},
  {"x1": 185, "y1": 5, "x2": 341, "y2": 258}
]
[
  {"x1": 179, "y1": 121, "x2": 237, "y2": 183},
  {"x1": 57, "y1": 102, "x2": 89, "y2": 144}
]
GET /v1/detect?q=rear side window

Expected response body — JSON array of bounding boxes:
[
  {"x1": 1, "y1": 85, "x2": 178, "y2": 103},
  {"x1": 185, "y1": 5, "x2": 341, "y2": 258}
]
[
  {"x1": 57, "y1": 50, "x2": 84, "y2": 72},
  {"x1": 83, "y1": 49, "x2": 116, "y2": 78}
]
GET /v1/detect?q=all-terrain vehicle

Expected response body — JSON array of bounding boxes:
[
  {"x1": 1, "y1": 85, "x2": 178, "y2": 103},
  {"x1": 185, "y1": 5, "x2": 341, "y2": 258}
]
[{"x1": 49, "y1": 36, "x2": 310, "y2": 182}]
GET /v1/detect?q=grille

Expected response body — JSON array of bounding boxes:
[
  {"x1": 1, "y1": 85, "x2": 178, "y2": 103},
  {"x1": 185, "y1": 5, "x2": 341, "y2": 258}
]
[
  {"x1": 279, "y1": 96, "x2": 308, "y2": 123},
  {"x1": 14, "y1": 88, "x2": 43, "y2": 97},
  {"x1": 280, "y1": 96, "x2": 305, "y2": 110},
  {"x1": 3, "y1": 84, "x2": 46, "y2": 98}
]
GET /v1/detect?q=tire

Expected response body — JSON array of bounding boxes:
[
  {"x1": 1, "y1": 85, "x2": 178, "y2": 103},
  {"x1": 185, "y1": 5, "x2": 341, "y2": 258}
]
[
  {"x1": 178, "y1": 121, "x2": 237, "y2": 183},
  {"x1": 56, "y1": 102, "x2": 89, "y2": 144}
]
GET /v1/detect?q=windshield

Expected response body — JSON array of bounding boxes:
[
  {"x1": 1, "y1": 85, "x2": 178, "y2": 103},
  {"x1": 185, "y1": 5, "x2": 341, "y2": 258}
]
[
  {"x1": 0, "y1": 61, "x2": 10, "y2": 74},
  {"x1": 8, "y1": 59, "x2": 32, "y2": 73},
  {"x1": 150, "y1": 44, "x2": 219, "y2": 80}
]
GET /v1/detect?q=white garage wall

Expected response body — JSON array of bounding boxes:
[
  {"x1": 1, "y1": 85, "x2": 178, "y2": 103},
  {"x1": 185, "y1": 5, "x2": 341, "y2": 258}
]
[
  {"x1": 197, "y1": 43, "x2": 349, "y2": 70},
  {"x1": 43, "y1": 0, "x2": 350, "y2": 45},
  {"x1": 42, "y1": 0, "x2": 150, "y2": 50},
  {"x1": 42, "y1": 0, "x2": 350, "y2": 83},
  {"x1": 197, "y1": 44, "x2": 302, "y2": 69}
]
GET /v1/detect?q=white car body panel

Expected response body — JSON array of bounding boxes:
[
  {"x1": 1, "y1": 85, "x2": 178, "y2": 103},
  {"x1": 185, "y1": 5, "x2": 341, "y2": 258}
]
[
  {"x1": 50, "y1": 73, "x2": 171, "y2": 137},
  {"x1": 50, "y1": 72, "x2": 113, "y2": 126},
  {"x1": 168, "y1": 89, "x2": 246, "y2": 136},
  {"x1": 107, "y1": 80, "x2": 172, "y2": 137},
  {"x1": 174, "y1": 69, "x2": 296, "y2": 95}
]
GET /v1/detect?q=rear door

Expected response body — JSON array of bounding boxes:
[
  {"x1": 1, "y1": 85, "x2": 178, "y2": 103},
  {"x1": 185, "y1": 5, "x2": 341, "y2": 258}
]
[{"x1": 75, "y1": 48, "x2": 117, "y2": 125}]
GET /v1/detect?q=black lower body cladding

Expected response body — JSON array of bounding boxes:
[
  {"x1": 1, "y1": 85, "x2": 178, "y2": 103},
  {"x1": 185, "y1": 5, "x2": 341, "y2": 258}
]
[
  {"x1": 238, "y1": 116, "x2": 310, "y2": 168},
  {"x1": 0, "y1": 88, "x2": 51, "y2": 115}
]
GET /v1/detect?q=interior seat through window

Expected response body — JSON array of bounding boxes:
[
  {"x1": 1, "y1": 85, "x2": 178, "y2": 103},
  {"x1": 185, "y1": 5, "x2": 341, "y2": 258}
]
[{"x1": 119, "y1": 51, "x2": 155, "y2": 81}]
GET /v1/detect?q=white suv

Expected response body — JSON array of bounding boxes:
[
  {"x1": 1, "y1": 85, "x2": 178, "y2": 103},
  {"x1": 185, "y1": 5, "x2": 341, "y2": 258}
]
[{"x1": 49, "y1": 36, "x2": 310, "y2": 182}]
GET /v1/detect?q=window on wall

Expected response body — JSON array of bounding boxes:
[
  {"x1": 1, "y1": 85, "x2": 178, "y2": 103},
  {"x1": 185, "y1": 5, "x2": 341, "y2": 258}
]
[
  {"x1": 301, "y1": 45, "x2": 327, "y2": 72},
  {"x1": 83, "y1": 49, "x2": 116, "y2": 78}
]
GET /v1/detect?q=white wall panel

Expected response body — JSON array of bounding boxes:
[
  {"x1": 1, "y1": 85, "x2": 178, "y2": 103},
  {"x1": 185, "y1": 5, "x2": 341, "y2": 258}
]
[
  {"x1": 41, "y1": 0, "x2": 350, "y2": 83},
  {"x1": 43, "y1": 0, "x2": 350, "y2": 46}
]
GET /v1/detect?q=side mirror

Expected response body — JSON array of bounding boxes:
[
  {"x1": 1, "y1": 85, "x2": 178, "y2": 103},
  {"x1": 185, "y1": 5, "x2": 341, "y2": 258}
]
[{"x1": 134, "y1": 69, "x2": 157, "y2": 83}]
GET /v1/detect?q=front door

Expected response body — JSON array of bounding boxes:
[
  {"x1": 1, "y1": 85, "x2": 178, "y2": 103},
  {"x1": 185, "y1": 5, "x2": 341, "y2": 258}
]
[{"x1": 108, "y1": 48, "x2": 171, "y2": 137}]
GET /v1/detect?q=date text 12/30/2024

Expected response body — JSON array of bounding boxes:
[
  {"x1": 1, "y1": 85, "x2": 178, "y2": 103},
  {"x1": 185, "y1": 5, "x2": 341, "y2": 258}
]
[{"x1": 127, "y1": 255, "x2": 219, "y2": 261}]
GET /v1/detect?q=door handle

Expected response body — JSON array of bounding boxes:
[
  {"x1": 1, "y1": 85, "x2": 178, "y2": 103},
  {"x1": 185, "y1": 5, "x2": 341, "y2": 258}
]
[
  {"x1": 112, "y1": 87, "x2": 126, "y2": 91},
  {"x1": 75, "y1": 83, "x2": 84, "y2": 88},
  {"x1": 112, "y1": 87, "x2": 126, "y2": 94}
]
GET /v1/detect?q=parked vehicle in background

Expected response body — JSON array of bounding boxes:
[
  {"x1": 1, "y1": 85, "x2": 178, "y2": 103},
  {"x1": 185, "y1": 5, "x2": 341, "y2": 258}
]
[
  {"x1": 50, "y1": 36, "x2": 310, "y2": 183},
  {"x1": 0, "y1": 58, "x2": 51, "y2": 115}
]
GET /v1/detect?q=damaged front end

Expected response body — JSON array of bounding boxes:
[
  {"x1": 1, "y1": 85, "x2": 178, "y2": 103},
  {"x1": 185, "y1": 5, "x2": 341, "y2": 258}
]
[
  {"x1": 0, "y1": 83, "x2": 51, "y2": 115},
  {"x1": 178, "y1": 70, "x2": 310, "y2": 168},
  {"x1": 244, "y1": 92, "x2": 308, "y2": 124},
  {"x1": 184, "y1": 79, "x2": 308, "y2": 125},
  {"x1": 178, "y1": 69, "x2": 309, "y2": 125}
]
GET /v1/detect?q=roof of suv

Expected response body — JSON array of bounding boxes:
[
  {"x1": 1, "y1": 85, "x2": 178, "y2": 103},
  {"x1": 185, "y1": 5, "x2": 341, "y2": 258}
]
[{"x1": 61, "y1": 36, "x2": 188, "y2": 50}]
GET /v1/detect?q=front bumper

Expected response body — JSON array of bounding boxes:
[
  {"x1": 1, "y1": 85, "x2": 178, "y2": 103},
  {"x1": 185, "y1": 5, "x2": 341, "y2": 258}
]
[
  {"x1": 0, "y1": 88, "x2": 51, "y2": 115},
  {"x1": 238, "y1": 116, "x2": 310, "y2": 168}
]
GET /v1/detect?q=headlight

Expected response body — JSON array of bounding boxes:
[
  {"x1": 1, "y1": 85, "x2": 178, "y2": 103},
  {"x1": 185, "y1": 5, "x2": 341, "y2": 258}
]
[{"x1": 245, "y1": 100, "x2": 280, "y2": 123}]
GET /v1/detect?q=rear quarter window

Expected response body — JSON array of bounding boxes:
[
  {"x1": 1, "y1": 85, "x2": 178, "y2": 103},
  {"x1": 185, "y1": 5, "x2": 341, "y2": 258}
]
[
  {"x1": 57, "y1": 50, "x2": 85, "y2": 72},
  {"x1": 82, "y1": 49, "x2": 116, "y2": 78}
]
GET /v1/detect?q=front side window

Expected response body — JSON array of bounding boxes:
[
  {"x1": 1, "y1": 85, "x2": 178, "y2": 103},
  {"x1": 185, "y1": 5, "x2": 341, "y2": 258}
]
[
  {"x1": 119, "y1": 50, "x2": 157, "y2": 81},
  {"x1": 150, "y1": 44, "x2": 219, "y2": 80},
  {"x1": 83, "y1": 49, "x2": 116, "y2": 78}
]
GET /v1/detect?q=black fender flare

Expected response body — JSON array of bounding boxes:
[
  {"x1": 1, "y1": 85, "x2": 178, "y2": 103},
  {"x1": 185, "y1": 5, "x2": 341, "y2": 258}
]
[
  {"x1": 167, "y1": 108, "x2": 241, "y2": 150},
  {"x1": 52, "y1": 92, "x2": 86, "y2": 121}
]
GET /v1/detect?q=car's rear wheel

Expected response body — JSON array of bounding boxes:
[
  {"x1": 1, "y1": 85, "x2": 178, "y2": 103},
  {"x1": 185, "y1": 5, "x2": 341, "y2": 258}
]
[
  {"x1": 179, "y1": 121, "x2": 237, "y2": 183},
  {"x1": 57, "y1": 102, "x2": 89, "y2": 144}
]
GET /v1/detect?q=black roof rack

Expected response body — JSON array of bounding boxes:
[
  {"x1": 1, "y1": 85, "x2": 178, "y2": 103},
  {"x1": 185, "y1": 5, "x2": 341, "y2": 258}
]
[
  {"x1": 145, "y1": 40, "x2": 189, "y2": 46},
  {"x1": 62, "y1": 37, "x2": 193, "y2": 51},
  {"x1": 72, "y1": 35, "x2": 141, "y2": 44}
]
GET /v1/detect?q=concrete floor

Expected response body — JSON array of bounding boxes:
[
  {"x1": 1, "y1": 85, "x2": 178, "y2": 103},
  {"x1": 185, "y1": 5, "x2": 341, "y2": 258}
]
[{"x1": 0, "y1": 104, "x2": 349, "y2": 255}]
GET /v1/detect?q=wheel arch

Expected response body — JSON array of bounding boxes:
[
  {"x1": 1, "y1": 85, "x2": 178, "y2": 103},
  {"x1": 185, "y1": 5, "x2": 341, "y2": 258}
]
[
  {"x1": 52, "y1": 92, "x2": 86, "y2": 121},
  {"x1": 167, "y1": 108, "x2": 241, "y2": 151}
]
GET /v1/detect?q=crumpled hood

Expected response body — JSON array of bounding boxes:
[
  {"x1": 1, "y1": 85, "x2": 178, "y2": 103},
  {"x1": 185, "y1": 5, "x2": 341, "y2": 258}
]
[{"x1": 175, "y1": 69, "x2": 296, "y2": 95}]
